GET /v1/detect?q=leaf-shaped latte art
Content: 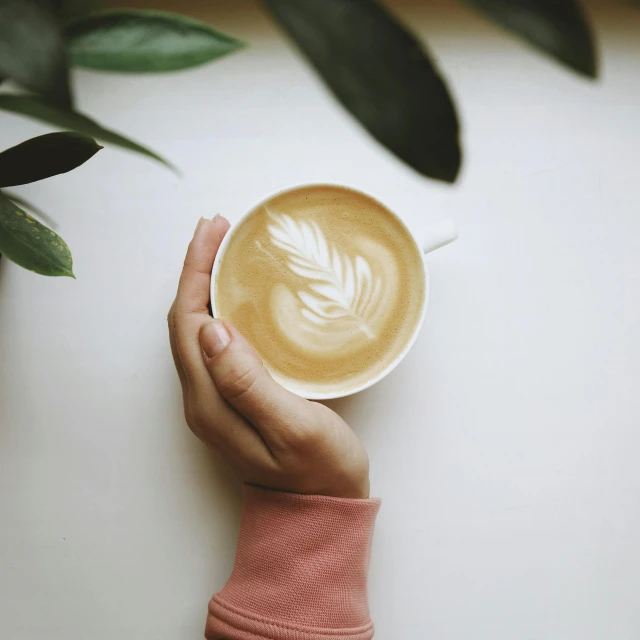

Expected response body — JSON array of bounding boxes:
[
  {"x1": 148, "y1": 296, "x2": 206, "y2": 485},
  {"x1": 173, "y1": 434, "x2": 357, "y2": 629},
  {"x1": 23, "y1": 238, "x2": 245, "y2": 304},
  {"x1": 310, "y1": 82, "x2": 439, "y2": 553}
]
[{"x1": 266, "y1": 210, "x2": 382, "y2": 339}]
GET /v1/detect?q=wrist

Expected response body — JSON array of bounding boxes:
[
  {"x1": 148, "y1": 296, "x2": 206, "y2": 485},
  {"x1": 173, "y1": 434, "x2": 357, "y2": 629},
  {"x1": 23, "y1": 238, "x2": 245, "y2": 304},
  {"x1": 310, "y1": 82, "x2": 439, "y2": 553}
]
[
  {"x1": 330, "y1": 475, "x2": 370, "y2": 499},
  {"x1": 258, "y1": 474, "x2": 370, "y2": 500}
]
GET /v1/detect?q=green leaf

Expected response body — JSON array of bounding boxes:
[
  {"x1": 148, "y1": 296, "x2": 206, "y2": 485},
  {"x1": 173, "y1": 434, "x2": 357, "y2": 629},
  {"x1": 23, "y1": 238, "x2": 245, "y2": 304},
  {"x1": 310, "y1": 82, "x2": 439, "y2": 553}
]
[
  {"x1": 0, "y1": 0, "x2": 72, "y2": 107},
  {"x1": 0, "y1": 132, "x2": 102, "y2": 187},
  {"x1": 263, "y1": 0, "x2": 461, "y2": 183},
  {"x1": 0, "y1": 190, "x2": 73, "y2": 277},
  {"x1": 4, "y1": 192, "x2": 58, "y2": 228},
  {"x1": 465, "y1": 0, "x2": 597, "y2": 78},
  {"x1": 65, "y1": 9, "x2": 245, "y2": 73},
  {"x1": 0, "y1": 94, "x2": 176, "y2": 171}
]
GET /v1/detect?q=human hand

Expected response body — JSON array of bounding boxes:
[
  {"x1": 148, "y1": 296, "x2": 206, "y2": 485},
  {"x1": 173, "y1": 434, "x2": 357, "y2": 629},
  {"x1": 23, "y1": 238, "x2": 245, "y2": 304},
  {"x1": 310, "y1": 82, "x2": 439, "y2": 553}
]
[{"x1": 168, "y1": 216, "x2": 370, "y2": 499}]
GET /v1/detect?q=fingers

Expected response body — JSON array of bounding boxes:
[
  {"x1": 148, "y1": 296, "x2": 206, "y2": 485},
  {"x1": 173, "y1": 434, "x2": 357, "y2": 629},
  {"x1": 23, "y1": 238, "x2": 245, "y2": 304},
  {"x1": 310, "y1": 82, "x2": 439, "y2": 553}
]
[
  {"x1": 168, "y1": 304, "x2": 192, "y2": 424},
  {"x1": 199, "y1": 318, "x2": 316, "y2": 449},
  {"x1": 167, "y1": 215, "x2": 225, "y2": 428},
  {"x1": 169, "y1": 215, "x2": 226, "y2": 399},
  {"x1": 169, "y1": 216, "x2": 275, "y2": 466},
  {"x1": 175, "y1": 215, "x2": 230, "y2": 316},
  {"x1": 171, "y1": 216, "x2": 228, "y2": 382}
]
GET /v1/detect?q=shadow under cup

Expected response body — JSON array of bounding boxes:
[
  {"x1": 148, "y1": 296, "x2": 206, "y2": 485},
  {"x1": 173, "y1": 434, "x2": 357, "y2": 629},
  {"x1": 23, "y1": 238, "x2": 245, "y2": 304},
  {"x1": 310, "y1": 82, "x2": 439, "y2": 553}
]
[{"x1": 210, "y1": 184, "x2": 428, "y2": 400}]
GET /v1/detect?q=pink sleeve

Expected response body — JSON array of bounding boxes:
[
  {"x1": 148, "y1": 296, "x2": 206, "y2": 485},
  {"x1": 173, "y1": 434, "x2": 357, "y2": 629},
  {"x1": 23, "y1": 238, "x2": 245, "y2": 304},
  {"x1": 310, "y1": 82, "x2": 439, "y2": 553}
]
[{"x1": 205, "y1": 484, "x2": 381, "y2": 640}]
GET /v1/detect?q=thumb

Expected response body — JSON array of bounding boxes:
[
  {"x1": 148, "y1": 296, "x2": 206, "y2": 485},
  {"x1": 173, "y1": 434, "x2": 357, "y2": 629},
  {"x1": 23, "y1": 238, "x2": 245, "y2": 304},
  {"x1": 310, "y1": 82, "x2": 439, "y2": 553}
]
[{"x1": 199, "y1": 318, "x2": 309, "y2": 436}]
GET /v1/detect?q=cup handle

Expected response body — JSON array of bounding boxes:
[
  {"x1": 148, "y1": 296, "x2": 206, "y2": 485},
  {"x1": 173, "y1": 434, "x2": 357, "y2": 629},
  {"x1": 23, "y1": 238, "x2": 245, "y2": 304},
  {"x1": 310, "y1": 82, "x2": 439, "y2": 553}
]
[{"x1": 422, "y1": 218, "x2": 459, "y2": 254}]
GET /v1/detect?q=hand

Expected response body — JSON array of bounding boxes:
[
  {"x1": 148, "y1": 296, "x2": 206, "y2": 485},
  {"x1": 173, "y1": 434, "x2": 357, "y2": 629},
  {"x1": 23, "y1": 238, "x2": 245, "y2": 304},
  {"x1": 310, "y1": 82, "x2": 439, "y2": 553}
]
[{"x1": 168, "y1": 216, "x2": 370, "y2": 499}]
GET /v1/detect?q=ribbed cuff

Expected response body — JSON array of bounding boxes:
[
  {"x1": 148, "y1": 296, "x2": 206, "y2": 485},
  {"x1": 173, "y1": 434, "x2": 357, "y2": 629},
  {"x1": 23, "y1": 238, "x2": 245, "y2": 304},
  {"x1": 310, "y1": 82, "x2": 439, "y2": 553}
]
[{"x1": 206, "y1": 485, "x2": 380, "y2": 640}]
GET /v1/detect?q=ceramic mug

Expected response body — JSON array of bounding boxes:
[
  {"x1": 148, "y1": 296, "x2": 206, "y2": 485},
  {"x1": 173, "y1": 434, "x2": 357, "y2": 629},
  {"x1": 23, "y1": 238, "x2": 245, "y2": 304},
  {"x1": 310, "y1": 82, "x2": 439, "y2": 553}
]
[{"x1": 210, "y1": 184, "x2": 458, "y2": 400}]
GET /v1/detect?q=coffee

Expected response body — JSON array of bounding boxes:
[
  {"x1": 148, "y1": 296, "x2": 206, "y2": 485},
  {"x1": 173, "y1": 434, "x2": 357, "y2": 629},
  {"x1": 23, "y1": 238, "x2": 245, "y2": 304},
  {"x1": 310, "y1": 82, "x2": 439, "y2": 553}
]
[{"x1": 214, "y1": 185, "x2": 426, "y2": 397}]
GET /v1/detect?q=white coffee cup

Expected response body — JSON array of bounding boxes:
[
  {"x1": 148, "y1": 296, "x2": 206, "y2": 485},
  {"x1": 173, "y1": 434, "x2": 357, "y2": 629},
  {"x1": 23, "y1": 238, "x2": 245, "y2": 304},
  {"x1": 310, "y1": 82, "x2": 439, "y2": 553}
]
[{"x1": 211, "y1": 184, "x2": 458, "y2": 400}]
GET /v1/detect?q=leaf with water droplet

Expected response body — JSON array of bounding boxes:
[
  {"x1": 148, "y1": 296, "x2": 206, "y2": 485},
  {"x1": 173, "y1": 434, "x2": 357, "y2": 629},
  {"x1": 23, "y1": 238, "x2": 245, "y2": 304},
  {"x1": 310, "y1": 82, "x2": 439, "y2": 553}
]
[{"x1": 0, "y1": 191, "x2": 73, "y2": 277}]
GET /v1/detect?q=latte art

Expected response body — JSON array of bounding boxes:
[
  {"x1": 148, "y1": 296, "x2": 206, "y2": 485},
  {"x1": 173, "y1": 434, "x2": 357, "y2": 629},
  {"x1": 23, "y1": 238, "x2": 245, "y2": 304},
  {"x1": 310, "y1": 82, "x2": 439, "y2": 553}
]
[
  {"x1": 265, "y1": 210, "x2": 397, "y2": 354},
  {"x1": 214, "y1": 185, "x2": 425, "y2": 398}
]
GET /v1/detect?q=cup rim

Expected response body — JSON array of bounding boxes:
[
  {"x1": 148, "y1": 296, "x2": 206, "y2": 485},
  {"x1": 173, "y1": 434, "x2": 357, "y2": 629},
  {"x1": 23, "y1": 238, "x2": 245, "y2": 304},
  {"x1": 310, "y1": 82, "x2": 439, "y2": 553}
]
[{"x1": 210, "y1": 183, "x2": 429, "y2": 400}]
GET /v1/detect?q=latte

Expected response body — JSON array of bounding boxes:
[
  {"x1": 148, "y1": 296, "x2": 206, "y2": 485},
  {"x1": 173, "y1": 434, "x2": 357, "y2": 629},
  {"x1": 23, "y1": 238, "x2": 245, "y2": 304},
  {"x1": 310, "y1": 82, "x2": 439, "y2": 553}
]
[{"x1": 213, "y1": 185, "x2": 426, "y2": 398}]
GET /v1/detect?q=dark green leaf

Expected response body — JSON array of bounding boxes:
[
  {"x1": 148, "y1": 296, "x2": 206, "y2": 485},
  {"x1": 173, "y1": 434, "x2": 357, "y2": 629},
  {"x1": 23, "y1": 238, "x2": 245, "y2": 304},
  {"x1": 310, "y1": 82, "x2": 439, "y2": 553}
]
[
  {"x1": 65, "y1": 9, "x2": 245, "y2": 73},
  {"x1": 57, "y1": 0, "x2": 106, "y2": 22},
  {"x1": 32, "y1": 0, "x2": 63, "y2": 8},
  {"x1": 0, "y1": 190, "x2": 73, "y2": 277},
  {"x1": 0, "y1": 95, "x2": 176, "y2": 171},
  {"x1": 31, "y1": 0, "x2": 63, "y2": 10},
  {"x1": 263, "y1": 0, "x2": 461, "y2": 183},
  {"x1": 0, "y1": 132, "x2": 102, "y2": 187},
  {"x1": 0, "y1": 0, "x2": 72, "y2": 107},
  {"x1": 465, "y1": 0, "x2": 597, "y2": 77}
]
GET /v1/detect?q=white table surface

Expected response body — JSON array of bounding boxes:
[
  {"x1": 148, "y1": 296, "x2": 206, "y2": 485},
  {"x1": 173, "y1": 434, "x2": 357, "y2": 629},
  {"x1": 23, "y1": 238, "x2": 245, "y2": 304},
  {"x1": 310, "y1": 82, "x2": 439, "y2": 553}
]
[{"x1": 1, "y1": 1, "x2": 639, "y2": 638}]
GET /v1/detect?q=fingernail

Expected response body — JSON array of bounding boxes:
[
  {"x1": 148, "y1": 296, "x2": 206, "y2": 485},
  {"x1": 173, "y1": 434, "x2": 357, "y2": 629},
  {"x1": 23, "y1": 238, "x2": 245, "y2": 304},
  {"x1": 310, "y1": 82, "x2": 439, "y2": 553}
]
[
  {"x1": 194, "y1": 217, "x2": 205, "y2": 235},
  {"x1": 201, "y1": 320, "x2": 230, "y2": 357},
  {"x1": 212, "y1": 213, "x2": 220, "y2": 223}
]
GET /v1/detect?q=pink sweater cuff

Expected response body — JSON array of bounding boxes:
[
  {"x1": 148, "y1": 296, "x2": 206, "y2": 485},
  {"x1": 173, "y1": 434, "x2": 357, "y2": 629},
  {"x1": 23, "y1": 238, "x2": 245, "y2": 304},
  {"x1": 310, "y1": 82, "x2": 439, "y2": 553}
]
[{"x1": 206, "y1": 485, "x2": 381, "y2": 640}]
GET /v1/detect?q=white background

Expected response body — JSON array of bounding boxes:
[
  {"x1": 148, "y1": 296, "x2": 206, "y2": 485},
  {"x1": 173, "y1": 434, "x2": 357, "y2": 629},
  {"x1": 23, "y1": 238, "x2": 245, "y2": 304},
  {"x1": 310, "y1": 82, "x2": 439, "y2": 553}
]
[{"x1": 1, "y1": 1, "x2": 639, "y2": 638}]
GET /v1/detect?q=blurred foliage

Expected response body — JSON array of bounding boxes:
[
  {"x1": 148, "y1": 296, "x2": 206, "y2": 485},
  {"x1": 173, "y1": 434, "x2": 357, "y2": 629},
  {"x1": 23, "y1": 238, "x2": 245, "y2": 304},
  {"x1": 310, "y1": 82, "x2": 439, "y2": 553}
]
[
  {"x1": 465, "y1": 0, "x2": 596, "y2": 77},
  {"x1": 264, "y1": 0, "x2": 461, "y2": 182},
  {"x1": 0, "y1": 0, "x2": 239, "y2": 276},
  {"x1": 0, "y1": 95, "x2": 172, "y2": 168},
  {"x1": 0, "y1": 0, "x2": 72, "y2": 107},
  {"x1": 66, "y1": 9, "x2": 246, "y2": 72},
  {"x1": 0, "y1": 0, "x2": 614, "y2": 277}
]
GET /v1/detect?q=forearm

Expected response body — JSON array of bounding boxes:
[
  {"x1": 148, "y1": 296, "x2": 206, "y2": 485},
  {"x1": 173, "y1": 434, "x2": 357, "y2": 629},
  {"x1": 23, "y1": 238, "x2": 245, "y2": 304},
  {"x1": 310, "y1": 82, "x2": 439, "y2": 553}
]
[{"x1": 206, "y1": 485, "x2": 380, "y2": 640}]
